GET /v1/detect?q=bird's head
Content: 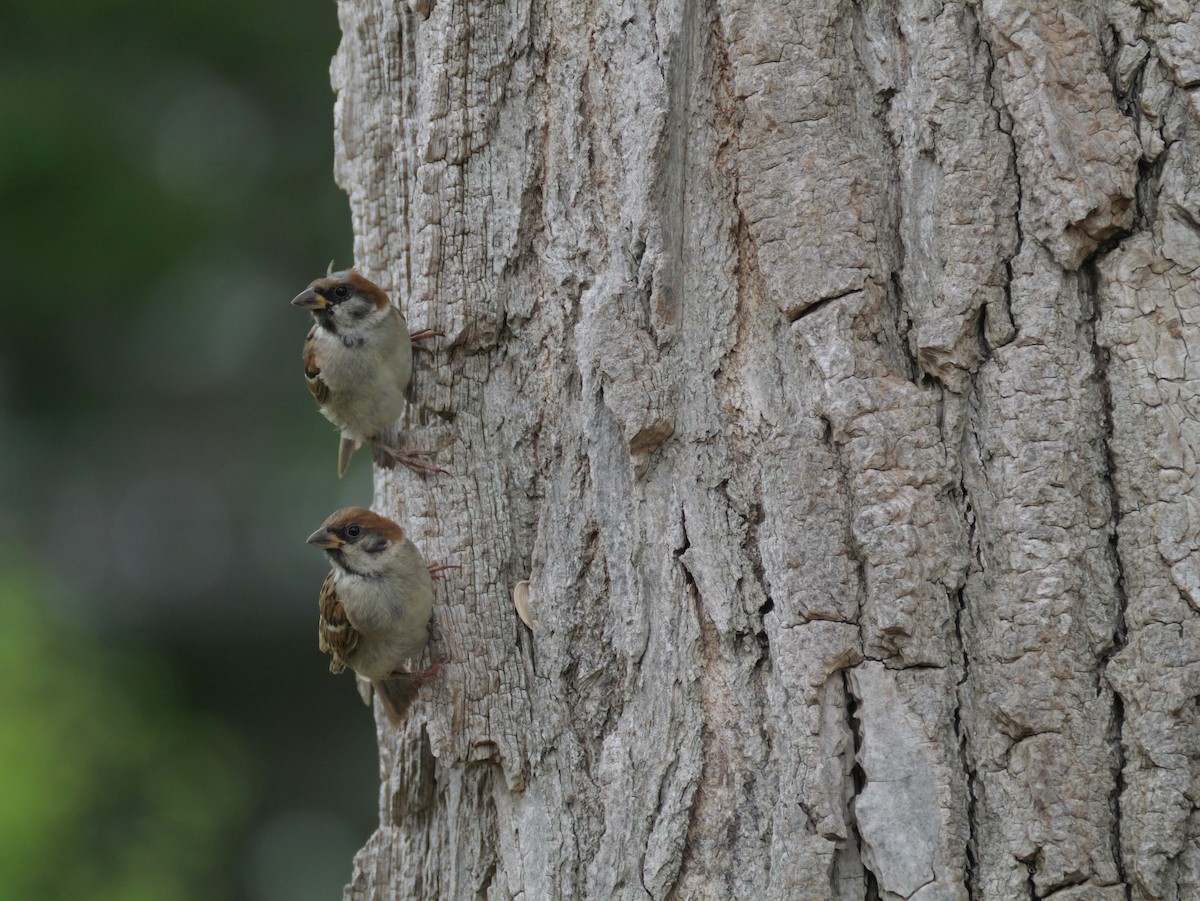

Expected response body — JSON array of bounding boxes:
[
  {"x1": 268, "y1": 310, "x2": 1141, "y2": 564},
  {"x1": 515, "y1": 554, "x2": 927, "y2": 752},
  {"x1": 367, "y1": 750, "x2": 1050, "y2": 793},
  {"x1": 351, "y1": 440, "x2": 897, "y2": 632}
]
[
  {"x1": 306, "y1": 506, "x2": 407, "y2": 576},
  {"x1": 291, "y1": 269, "x2": 391, "y2": 334}
]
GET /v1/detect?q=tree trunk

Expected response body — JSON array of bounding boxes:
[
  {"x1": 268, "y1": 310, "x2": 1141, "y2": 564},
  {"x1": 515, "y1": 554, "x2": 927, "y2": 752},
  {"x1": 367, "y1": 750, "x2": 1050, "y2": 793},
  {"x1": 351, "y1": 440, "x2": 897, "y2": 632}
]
[{"x1": 329, "y1": 1, "x2": 1200, "y2": 898}]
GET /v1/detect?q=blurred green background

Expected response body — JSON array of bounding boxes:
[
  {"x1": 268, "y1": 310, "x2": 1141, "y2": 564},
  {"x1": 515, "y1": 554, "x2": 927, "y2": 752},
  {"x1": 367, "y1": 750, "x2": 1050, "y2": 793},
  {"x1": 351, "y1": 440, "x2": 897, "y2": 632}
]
[{"x1": 1, "y1": 2, "x2": 385, "y2": 898}]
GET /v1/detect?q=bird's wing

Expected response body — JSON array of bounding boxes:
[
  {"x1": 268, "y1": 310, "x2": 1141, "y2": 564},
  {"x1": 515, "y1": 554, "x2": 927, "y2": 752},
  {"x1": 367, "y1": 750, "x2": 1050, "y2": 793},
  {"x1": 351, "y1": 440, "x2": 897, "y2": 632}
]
[
  {"x1": 318, "y1": 570, "x2": 359, "y2": 674},
  {"x1": 302, "y1": 324, "x2": 331, "y2": 405}
]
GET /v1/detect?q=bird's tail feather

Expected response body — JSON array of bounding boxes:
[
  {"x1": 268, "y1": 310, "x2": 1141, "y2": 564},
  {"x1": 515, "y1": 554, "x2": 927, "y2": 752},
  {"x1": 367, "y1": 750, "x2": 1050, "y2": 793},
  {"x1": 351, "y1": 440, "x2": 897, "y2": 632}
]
[
  {"x1": 370, "y1": 441, "x2": 397, "y2": 470},
  {"x1": 338, "y1": 436, "x2": 359, "y2": 478},
  {"x1": 371, "y1": 676, "x2": 418, "y2": 729}
]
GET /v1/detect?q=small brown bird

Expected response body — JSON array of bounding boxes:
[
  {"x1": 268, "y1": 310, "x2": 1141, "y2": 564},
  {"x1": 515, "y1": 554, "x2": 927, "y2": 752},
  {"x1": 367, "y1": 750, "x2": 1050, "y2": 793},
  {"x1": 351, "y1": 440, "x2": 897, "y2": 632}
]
[
  {"x1": 307, "y1": 506, "x2": 443, "y2": 727},
  {"x1": 292, "y1": 268, "x2": 440, "y2": 477}
]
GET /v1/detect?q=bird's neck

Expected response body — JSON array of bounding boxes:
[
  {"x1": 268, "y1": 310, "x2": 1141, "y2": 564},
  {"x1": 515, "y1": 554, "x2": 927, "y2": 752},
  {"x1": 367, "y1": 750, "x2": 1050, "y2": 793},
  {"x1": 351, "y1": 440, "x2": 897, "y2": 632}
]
[
  {"x1": 314, "y1": 306, "x2": 387, "y2": 344},
  {"x1": 314, "y1": 309, "x2": 339, "y2": 334}
]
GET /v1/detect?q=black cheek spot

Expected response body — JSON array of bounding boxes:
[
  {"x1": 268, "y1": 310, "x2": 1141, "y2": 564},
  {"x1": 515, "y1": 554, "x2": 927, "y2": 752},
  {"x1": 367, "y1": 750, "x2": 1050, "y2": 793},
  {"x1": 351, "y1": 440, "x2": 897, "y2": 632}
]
[{"x1": 364, "y1": 536, "x2": 387, "y2": 555}]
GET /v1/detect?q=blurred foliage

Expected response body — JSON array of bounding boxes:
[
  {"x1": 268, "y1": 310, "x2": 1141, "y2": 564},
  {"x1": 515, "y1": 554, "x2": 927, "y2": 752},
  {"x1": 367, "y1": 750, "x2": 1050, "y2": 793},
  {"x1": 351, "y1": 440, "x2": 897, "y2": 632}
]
[
  {"x1": 0, "y1": 0, "x2": 354, "y2": 420},
  {"x1": 0, "y1": 553, "x2": 250, "y2": 900},
  {"x1": 0, "y1": 1, "x2": 385, "y2": 898}
]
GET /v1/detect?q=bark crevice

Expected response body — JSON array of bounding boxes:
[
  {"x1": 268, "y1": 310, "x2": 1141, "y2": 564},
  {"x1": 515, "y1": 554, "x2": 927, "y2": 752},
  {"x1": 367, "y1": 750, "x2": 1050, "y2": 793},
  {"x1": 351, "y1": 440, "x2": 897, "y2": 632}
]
[{"x1": 843, "y1": 668, "x2": 881, "y2": 901}]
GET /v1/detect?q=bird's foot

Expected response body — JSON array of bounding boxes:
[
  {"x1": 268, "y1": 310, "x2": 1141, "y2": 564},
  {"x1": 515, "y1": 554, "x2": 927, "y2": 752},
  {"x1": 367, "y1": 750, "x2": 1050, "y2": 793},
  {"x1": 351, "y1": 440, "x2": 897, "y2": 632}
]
[
  {"x1": 409, "y1": 328, "x2": 443, "y2": 347},
  {"x1": 426, "y1": 562, "x2": 461, "y2": 578},
  {"x1": 396, "y1": 657, "x2": 446, "y2": 687},
  {"x1": 376, "y1": 442, "x2": 448, "y2": 476}
]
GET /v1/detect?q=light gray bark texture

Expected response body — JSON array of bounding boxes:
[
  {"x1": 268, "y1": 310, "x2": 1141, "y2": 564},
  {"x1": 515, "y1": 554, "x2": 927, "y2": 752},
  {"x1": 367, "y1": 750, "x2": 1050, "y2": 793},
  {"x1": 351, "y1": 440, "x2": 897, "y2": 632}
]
[{"x1": 329, "y1": 1, "x2": 1200, "y2": 898}]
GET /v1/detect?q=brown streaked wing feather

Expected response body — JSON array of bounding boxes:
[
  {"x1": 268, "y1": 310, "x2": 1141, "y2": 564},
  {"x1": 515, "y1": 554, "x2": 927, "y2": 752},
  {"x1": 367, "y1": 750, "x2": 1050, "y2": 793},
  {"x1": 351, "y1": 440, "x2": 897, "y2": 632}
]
[
  {"x1": 318, "y1": 570, "x2": 358, "y2": 674},
  {"x1": 302, "y1": 325, "x2": 330, "y2": 405}
]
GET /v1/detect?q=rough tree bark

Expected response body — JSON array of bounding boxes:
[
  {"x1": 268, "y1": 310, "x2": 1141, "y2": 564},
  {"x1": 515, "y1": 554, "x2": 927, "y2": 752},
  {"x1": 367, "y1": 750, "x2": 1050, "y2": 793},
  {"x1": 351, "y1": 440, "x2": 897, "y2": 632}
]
[{"x1": 328, "y1": 1, "x2": 1200, "y2": 899}]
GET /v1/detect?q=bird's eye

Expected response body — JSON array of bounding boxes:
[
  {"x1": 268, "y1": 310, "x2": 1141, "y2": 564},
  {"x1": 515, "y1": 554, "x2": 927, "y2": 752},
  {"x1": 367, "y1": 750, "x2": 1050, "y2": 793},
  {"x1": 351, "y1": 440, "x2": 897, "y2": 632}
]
[
  {"x1": 333, "y1": 285, "x2": 351, "y2": 299},
  {"x1": 346, "y1": 524, "x2": 362, "y2": 539}
]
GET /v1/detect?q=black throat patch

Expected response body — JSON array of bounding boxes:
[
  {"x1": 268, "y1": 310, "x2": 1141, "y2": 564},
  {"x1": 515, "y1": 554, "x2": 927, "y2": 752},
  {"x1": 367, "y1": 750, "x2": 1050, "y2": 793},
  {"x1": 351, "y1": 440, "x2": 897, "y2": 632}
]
[{"x1": 315, "y1": 309, "x2": 337, "y2": 335}]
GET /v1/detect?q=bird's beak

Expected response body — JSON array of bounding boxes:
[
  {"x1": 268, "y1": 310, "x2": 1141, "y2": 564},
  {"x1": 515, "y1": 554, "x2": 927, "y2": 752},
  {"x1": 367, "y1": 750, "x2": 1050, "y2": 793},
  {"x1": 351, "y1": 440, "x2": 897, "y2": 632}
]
[
  {"x1": 291, "y1": 288, "x2": 330, "y2": 310},
  {"x1": 306, "y1": 528, "x2": 344, "y2": 549}
]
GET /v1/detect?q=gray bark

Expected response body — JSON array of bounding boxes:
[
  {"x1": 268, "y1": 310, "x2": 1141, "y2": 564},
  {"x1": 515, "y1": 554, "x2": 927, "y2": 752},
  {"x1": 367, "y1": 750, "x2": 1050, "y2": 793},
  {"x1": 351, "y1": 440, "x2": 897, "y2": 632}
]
[{"x1": 328, "y1": 1, "x2": 1200, "y2": 898}]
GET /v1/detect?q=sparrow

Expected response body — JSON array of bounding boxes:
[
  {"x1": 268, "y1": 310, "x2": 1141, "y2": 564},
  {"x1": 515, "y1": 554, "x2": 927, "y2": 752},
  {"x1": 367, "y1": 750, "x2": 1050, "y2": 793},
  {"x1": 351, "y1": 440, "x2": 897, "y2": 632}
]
[
  {"x1": 292, "y1": 267, "x2": 442, "y2": 477},
  {"x1": 306, "y1": 506, "x2": 444, "y2": 727}
]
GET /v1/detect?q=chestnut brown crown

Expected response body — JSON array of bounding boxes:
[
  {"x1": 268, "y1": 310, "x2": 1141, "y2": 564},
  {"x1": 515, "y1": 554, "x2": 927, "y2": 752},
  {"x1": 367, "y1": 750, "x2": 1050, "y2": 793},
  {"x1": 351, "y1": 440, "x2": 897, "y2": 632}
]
[
  {"x1": 306, "y1": 506, "x2": 406, "y2": 550},
  {"x1": 291, "y1": 270, "x2": 390, "y2": 313}
]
